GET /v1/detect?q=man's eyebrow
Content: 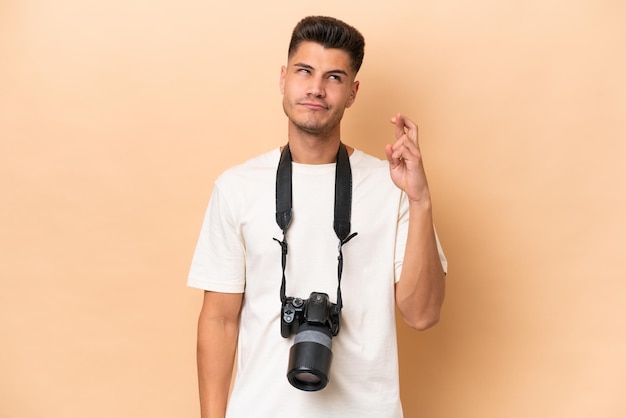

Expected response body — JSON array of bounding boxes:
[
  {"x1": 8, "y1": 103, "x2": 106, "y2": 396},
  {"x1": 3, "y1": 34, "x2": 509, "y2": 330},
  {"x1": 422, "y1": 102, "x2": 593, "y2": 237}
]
[
  {"x1": 294, "y1": 62, "x2": 314, "y2": 70},
  {"x1": 293, "y1": 62, "x2": 349, "y2": 77}
]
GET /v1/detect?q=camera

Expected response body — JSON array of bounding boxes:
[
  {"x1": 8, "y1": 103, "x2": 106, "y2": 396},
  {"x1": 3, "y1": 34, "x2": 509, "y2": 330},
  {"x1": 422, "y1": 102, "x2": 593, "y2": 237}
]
[{"x1": 281, "y1": 291, "x2": 341, "y2": 391}]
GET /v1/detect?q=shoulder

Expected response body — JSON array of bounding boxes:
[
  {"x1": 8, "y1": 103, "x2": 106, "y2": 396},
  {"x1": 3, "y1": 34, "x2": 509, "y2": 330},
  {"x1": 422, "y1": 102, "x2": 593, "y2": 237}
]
[
  {"x1": 350, "y1": 148, "x2": 391, "y2": 179},
  {"x1": 215, "y1": 148, "x2": 281, "y2": 187},
  {"x1": 350, "y1": 148, "x2": 387, "y2": 168},
  {"x1": 350, "y1": 148, "x2": 401, "y2": 197}
]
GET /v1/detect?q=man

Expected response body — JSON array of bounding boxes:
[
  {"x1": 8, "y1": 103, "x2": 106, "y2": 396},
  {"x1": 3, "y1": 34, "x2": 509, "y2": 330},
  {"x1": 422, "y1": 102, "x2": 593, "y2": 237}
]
[{"x1": 188, "y1": 16, "x2": 447, "y2": 418}]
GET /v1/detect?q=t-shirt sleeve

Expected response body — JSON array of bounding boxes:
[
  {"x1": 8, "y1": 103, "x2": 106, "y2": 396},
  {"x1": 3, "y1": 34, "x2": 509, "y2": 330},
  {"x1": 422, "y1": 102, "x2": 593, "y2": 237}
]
[{"x1": 187, "y1": 183, "x2": 246, "y2": 293}]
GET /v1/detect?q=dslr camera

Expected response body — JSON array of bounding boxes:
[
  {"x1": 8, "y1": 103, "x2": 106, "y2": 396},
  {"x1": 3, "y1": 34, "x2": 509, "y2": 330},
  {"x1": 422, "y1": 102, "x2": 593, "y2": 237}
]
[{"x1": 281, "y1": 291, "x2": 341, "y2": 391}]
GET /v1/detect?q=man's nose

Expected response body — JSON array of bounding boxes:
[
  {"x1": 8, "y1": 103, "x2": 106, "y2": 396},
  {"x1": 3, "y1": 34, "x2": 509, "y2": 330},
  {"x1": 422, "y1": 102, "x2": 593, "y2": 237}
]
[{"x1": 307, "y1": 76, "x2": 325, "y2": 97}]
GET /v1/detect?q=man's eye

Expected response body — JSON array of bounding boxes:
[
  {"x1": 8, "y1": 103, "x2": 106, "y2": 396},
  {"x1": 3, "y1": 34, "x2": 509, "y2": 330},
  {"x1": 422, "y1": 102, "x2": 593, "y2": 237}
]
[
  {"x1": 298, "y1": 68, "x2": 311, "y2": 74},
  {"x1": 329, "y1": 75, "x2": 342, "y2": 81}
]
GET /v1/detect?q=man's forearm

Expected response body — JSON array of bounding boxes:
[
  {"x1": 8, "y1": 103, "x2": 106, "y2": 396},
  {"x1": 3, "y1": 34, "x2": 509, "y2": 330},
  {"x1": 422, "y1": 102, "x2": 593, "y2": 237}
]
[
  {"x1": 395, "y1": 202, "x2": 446, "y2": 330},
  {"x1": 197, "y1": 292, "x2": 242, "y2": 418}
]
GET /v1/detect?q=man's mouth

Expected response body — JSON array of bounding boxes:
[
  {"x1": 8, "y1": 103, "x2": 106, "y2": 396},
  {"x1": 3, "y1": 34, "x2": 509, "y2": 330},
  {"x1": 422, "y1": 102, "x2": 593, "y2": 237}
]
[{"x1": 299, "y1": 101, "x2": 328, "y2": 110}]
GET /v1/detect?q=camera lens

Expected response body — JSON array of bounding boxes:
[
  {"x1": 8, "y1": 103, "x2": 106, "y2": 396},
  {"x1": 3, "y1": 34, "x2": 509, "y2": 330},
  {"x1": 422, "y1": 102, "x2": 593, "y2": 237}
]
[
  {"x1": 286, "y1": 323, "x2": 333, "y2": 391},
  {"x1": 293, "y1": 372, "x2": 320, "y2": 384}
]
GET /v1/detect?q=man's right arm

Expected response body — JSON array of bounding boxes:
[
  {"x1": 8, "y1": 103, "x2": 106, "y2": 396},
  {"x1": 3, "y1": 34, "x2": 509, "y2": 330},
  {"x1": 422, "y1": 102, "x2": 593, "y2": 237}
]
[{"x1": 197, "y1": 290, "x2": 243, "y2": 418}]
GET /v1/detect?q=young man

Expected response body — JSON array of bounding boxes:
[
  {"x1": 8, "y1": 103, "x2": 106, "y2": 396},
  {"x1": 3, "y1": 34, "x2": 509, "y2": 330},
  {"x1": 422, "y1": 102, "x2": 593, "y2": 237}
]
[{"x1": 188, "y1": 16, "x2": 447, "y2": 418}]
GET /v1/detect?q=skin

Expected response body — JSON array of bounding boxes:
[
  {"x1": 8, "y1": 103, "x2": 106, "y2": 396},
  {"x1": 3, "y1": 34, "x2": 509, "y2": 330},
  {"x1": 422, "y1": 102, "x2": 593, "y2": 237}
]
[
  {"x1": 196, "y1": 40, "x2": 446, "y2": 418},
  {"x1": 385, "y1": 114, "x2": 446, "y2": 330},
  {"x1": 279, "y1": 42, "x2": 358, "y2": 163}
]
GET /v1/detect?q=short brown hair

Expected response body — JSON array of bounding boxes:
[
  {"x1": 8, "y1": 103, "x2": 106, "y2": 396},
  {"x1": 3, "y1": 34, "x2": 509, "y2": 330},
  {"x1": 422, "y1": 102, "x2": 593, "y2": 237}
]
[{"x1": 288, "y1": 16, "x2": 365, "y2": 74}]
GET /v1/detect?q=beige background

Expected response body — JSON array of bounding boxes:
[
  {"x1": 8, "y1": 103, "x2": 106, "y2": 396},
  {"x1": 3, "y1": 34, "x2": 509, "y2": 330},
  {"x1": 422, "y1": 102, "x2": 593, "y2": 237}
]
[{"x1": 1, "y1": 0, "x2": 625, "y2": 417}]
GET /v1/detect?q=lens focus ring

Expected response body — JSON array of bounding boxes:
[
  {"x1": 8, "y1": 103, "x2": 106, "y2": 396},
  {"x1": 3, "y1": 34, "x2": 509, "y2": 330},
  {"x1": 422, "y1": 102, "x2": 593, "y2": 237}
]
[{"x1": 294, "y1": 329, "x2": 332, "y2": 349}]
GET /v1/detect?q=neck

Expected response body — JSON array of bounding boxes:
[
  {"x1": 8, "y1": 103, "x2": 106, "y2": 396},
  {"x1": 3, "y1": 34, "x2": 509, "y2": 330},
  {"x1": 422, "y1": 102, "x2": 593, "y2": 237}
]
[{"x1": 285, "y1": 125, "x2": 352, "y2": 164}]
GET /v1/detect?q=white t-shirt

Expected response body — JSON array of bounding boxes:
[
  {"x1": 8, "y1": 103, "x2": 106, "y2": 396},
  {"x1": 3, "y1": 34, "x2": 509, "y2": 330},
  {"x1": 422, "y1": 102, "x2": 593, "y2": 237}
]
[{"x1": 188, "y1": 148, "x2": 447, "y2": 418}]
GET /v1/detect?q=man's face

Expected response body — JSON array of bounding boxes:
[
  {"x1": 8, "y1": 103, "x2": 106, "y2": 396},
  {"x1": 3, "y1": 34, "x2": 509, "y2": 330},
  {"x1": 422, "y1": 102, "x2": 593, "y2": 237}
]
[{"x1": 280, "y1": 41, "x2": 359, "y2": 137}]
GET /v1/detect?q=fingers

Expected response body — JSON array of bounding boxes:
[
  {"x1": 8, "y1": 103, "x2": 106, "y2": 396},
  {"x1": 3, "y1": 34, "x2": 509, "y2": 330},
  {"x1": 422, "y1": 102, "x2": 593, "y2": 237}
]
[
  {"x1": 388, "y1": 113, "x2": 420, "y2": 160},
  {"x1": 385, "y1": 113, "x2": 423, "y2": 182},
  {"x1": 390, "y1": 113, "x2": 405, "y2": 140},
  {"x1": 385, "y1": 143, "x2": 400, "y2": 168},
  {"x1": 390, "y1": 113, "x2": 418, "y2": 142},
  {"x1": 388, "y1": 140, "x2": 418, "y2": 166},
  {"x1": 386, "y1": 142, "x2": 407, "y2": 163}
]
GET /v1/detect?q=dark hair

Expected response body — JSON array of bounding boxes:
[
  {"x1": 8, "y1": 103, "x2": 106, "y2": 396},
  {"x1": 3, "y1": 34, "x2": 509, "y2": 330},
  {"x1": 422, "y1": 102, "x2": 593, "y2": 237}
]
[{"x1": 288, "y1": 16, "x2": 365, "y2": 74}]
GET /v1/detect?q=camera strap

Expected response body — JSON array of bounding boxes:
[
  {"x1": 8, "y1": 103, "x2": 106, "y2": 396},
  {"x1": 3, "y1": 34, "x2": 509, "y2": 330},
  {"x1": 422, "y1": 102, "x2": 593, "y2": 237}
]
[{"x1": 274, "y1": 143, "x2": 358, "y2": 309}]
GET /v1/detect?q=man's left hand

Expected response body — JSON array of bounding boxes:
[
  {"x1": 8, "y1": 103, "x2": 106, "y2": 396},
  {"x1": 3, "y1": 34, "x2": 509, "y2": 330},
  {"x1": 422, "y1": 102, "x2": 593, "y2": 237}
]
[{"x1": 384, "y1": 113, "x2": 431, "y2": 204}]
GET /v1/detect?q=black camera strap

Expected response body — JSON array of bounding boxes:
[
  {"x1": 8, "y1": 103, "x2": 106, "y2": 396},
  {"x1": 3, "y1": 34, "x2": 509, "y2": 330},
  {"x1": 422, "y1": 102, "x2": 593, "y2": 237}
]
[{"x1": 274, "y1": 143, "x2": 358, "y2": 309}]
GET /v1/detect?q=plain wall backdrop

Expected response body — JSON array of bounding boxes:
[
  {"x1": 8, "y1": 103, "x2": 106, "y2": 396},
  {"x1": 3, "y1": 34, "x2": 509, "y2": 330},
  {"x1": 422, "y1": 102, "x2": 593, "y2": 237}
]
[{"x1": 1, "y1": 0, "x2": 625, "y2": 417}]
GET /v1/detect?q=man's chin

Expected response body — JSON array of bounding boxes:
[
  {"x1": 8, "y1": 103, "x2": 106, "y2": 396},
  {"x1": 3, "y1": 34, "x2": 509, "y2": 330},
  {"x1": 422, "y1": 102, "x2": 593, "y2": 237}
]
[
  {"x1": 290, "y1": 119, "x2": 329, "y2": 135},
  {"x1": 296, "y1": 124, "x2": 327, "y2": 135}
]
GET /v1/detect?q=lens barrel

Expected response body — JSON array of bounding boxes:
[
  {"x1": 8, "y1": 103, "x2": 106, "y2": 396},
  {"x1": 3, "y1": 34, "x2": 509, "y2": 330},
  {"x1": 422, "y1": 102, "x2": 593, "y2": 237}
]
[{"x1": 286, "y1": 323, "x2": 333, "y2": 391}]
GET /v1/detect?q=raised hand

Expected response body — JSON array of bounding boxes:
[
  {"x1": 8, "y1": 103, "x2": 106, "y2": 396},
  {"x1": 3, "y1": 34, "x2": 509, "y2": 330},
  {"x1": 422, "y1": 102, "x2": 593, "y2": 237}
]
[{"x1": 384, "y1": 113, "x2": 431, "y2": 204}]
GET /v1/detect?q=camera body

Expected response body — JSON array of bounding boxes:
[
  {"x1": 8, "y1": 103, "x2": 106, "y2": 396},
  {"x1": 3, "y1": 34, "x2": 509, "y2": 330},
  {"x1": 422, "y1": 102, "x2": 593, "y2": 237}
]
[
  {"x1": 281, "y1": 292, "x2": 341, "y2": 338},
  {"x1": 280, "y1": 291, "x2": 341, "y2": 391}
]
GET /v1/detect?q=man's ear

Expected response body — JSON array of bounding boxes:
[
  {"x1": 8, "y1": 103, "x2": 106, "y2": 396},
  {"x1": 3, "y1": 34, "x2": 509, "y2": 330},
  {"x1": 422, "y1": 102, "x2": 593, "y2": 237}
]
[{"x1": 346, "y1": 80, "x2": 360, "y2": 108}]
